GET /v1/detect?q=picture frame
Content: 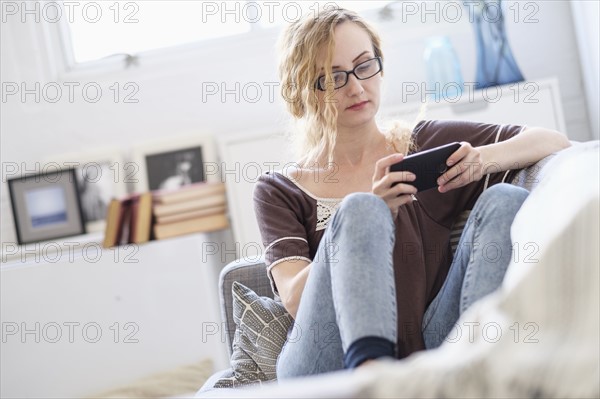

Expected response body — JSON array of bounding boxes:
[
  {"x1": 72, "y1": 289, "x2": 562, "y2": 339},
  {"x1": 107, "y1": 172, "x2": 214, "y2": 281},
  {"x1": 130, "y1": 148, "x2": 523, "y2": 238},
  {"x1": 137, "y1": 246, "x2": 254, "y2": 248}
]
[
  {"x1": 131, "y1": 133, "x2": 219, "y2": 193},
  {"x1": 7, "y1": 168, "x2": 86, "y2": 245},
  {"x1": 43, "y1": 149, "x2": 127, "y2": 233}
]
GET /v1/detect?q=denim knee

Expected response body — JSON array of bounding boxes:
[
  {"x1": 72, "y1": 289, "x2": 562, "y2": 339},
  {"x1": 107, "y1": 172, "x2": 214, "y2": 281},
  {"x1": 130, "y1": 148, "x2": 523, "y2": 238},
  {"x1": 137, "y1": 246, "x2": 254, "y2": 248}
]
[
  {"x1": 332, "y1": 193, "x2": 393, "y2": 231},
  {"x1": 475, "y1": 183, "x2": 529, "y2": 217}
]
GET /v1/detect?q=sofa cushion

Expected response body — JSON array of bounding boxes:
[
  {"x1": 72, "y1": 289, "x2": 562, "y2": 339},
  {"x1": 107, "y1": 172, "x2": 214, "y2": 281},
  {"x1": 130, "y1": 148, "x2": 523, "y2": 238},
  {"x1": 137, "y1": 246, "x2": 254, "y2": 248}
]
[
  {"x1": 219, "y1": 259, "x2": 272, "y2": 357},
  {"x1": 504, "y1": 140, "x2": 598, "y2": 289},
  {"x1": 212, "y1": 282, "x2": 293, "y2": 388}
]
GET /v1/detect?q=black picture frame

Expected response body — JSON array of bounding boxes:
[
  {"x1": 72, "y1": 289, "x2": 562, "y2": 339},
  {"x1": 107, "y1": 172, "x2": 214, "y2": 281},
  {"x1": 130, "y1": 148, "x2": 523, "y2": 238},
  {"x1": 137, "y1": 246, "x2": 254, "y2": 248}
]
[
  {"x1": 7, "y1": 168, "x2": 86, "y2": 245},
  {"x1": 131, "y1": 134, "x2": 219, "y2": 193},
  {"x1": 145, "y1": 146, "x2": 205, "y2": 191}
]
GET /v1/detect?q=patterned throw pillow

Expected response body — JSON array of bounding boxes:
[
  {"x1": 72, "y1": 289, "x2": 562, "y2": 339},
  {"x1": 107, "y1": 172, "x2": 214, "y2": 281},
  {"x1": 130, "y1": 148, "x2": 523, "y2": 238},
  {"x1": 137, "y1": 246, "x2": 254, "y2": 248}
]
[{"x1": 213, "y1": 281, "x2": 293, "y2": 388}]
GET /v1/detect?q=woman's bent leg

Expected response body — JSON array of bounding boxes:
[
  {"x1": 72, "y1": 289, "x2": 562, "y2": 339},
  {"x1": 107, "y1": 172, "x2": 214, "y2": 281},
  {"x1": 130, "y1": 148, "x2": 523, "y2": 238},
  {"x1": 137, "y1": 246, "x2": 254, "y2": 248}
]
[
  {"x1": 422, "y1": 183, "x2": 529, "y2": 349},
  {"x1": 276, "y1": 193, "x2": 397, "y2": 380}
]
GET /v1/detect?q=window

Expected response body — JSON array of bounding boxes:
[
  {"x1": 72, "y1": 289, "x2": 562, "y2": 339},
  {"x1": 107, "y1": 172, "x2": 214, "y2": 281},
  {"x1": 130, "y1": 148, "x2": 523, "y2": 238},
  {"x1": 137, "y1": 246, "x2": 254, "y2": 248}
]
[
  {"x1": 63, "y1": 1, "x2": 394, "y2": 66},
  {"x1": 65, "y1": 1, "x2": 249, "y2": 64}
]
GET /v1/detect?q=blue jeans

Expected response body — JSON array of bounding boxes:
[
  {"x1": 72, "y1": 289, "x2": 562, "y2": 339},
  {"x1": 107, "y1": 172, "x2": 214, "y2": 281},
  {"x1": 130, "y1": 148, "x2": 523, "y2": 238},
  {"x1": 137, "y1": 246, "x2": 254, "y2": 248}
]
[
  {"x1": 276, "y1": 184, "x2": 529, "y2": 380},
  {"x1": 421, "y1": 184, "x2": 529, "y2": 348}
]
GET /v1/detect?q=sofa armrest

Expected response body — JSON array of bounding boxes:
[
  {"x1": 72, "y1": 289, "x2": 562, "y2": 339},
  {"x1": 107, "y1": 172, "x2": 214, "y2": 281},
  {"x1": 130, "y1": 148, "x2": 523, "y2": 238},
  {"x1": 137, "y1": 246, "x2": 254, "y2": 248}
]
[
  {"x1": 219, "y1": 257, "x2": 273, "y2": 357},
  {"x1": 510, "y1": 142, "x2": 580, "y2": 191},
  {"x1": 509, "y1": 153, "x2": 556, "y2": 191}
]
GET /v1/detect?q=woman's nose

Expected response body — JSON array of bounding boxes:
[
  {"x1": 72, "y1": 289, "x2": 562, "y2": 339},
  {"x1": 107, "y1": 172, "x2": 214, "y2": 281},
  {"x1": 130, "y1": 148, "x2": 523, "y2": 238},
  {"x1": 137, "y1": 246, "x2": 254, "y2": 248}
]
[{"x1": 345, "y1": 73, "x2": 364, "y2": 96}]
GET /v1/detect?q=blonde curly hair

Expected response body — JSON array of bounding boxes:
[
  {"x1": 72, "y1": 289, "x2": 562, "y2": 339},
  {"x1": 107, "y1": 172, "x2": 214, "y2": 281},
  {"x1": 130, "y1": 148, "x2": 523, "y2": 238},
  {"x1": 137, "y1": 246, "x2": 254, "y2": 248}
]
[{"x1": 278, "y1": 7, "x2": 416, "y2": 167}]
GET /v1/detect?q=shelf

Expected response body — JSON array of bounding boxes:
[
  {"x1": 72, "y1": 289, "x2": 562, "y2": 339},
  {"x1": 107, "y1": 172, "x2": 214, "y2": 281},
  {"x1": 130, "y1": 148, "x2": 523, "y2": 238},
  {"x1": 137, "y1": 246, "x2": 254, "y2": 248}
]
[
  {"x1": 1, "y1": 228, "x2": 235, "y2": 269},
  {"x1": 381, "y1": 78, "x2": 567, "y2": 133}
]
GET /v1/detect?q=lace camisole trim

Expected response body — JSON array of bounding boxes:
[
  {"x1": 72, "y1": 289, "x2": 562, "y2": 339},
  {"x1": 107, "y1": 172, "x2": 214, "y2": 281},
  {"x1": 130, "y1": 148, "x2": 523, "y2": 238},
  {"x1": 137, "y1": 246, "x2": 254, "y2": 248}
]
[
  {"x1": 315, "y1": 199, "x2": 342, "y2": 231},
  {"x1": 275, "y1": 171, "x2": 342, "y2": 232}
]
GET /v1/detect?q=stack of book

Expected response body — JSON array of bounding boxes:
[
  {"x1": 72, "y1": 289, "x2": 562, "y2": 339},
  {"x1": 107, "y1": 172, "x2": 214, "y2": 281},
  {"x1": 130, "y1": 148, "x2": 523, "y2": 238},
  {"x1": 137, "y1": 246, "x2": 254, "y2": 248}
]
[
  {"x1": 102, "y1": 192, "x2": 153, "y2": 248},
  {"x1": 151, "y1": 182, "x2": 229, "y2": 240},
  {"x1": 102, "y1": 182, "x2": 229, "y2": 248}
]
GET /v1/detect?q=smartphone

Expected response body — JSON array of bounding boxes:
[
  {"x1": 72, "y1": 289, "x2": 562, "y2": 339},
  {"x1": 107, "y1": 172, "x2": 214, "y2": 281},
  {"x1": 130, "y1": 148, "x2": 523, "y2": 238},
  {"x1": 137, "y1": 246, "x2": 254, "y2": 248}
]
[{"x1": 389, "y1": 142, "x2": 462, "y2": 192}]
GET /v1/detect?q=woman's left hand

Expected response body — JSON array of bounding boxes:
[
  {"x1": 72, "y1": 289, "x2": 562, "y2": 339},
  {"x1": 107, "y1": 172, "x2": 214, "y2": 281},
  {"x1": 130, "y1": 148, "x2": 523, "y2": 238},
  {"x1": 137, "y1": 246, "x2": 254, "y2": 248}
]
[{"x1": 437, "y1": 142, "x2": 485, "y2": 193}]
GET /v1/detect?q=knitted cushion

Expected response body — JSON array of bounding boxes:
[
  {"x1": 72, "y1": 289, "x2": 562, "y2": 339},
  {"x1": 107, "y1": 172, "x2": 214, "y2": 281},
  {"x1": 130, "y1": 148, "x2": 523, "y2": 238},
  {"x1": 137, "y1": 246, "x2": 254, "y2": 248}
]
[{"x1": 212, "y1": 282, "x2": 293, "y2": 388}]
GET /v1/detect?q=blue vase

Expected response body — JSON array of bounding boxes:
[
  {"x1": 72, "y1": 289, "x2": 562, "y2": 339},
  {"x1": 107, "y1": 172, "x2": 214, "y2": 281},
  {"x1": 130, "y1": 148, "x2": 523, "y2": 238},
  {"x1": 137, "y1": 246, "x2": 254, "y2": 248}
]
[
  {"x1": 469, "y1": 0, "x2": 524, "y2": 89},
  {"x1": 423, "y1": 36, "x2": 465, "y2": 101}
]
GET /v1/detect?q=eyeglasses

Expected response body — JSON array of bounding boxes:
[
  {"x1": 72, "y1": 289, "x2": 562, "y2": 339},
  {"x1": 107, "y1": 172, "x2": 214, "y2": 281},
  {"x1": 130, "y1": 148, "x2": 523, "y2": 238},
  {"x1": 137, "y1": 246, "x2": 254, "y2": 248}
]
[{"x1": 315, "y1": 57, "x2": 383, "y2": 91}]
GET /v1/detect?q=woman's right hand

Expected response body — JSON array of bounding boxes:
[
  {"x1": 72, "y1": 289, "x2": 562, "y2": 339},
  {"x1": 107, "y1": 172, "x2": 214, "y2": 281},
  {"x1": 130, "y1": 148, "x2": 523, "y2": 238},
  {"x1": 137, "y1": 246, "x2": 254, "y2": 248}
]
[{"x1": 372, "y1": 153, "x2": 418, "y2": 220}]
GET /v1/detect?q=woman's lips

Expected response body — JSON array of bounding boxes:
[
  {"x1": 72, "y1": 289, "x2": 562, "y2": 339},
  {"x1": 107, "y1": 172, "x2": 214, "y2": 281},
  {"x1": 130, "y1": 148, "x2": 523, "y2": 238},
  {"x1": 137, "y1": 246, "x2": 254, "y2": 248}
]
[{"x1": 347, "y1": 101, "x2": 368, "y2": 110}]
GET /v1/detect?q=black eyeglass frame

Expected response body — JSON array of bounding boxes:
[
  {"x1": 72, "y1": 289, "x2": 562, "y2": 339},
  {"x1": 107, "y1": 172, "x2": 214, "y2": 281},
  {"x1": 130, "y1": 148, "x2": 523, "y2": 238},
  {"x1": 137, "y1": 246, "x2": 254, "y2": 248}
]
[{"x1": 315, "y1": 56, "x2": 383, "y2": 91}]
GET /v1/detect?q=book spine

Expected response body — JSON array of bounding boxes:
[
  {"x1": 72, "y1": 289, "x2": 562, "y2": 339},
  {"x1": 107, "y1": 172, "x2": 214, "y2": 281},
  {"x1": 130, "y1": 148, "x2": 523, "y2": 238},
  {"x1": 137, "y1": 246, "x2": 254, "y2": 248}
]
[
  {"x1": 153, "y1": 213, "x2": 229, "y2": 240},
  {"x1": 154, "y1": 183, "x2": 226, "y2": 205},
  {"x1": 153, "y1": 193, "x2": 226, "y2": 217}
]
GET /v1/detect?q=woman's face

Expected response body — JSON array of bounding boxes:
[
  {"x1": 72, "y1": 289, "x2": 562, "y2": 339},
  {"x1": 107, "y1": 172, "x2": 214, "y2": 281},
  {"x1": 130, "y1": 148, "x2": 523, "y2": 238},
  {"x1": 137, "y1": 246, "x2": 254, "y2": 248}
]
[{"x1": 316, "y1": 22, "x2": 382, "y2": 130}]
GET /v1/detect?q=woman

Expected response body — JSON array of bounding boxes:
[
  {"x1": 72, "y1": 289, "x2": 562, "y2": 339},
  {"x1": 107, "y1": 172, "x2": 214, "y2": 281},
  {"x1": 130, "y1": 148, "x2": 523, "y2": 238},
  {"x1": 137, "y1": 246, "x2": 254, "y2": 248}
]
[{"x1": 253, "y1": 7, "x2": 570, "y2": 379}]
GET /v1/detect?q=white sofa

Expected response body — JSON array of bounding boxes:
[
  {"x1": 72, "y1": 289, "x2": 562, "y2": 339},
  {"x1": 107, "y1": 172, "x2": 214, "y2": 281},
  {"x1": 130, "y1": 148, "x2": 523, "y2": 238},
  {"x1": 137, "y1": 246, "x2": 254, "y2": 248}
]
[{"x1": 199, "y1": 141, "x2": 599, "y2": 398}]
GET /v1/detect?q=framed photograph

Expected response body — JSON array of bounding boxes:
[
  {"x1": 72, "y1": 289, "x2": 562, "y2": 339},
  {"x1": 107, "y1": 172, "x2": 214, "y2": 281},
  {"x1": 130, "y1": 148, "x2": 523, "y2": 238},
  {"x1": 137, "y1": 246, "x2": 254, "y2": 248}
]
[
  {"x1": 7, "y1": 169, "x2": 86, "y2": 245},
  {"x1": 44, "y1": 149, "x2": 127, "y2": 233},
  {"x1": 131, "y1": 134, "x2": 219, "y2": 193}
]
